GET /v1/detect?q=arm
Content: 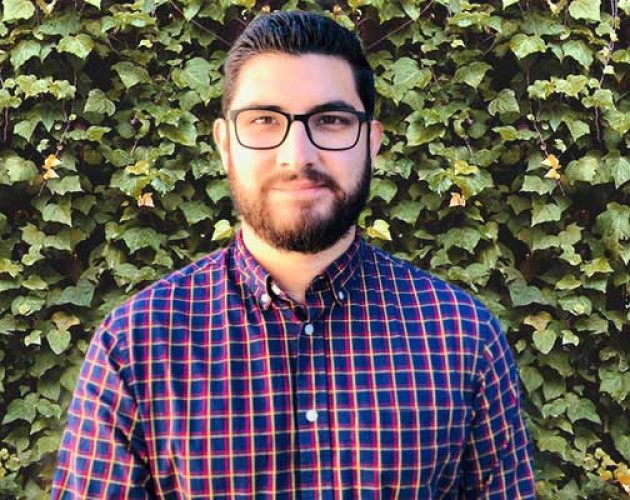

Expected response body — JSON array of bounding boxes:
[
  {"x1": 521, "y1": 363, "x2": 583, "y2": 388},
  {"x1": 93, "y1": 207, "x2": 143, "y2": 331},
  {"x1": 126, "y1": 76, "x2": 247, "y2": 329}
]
[
  {"x1": 51, "y1": 326, "x2": 152, "y2": 499},
  {"x1": 460, "y1": 315, "x2": 536, "y2": 499}
]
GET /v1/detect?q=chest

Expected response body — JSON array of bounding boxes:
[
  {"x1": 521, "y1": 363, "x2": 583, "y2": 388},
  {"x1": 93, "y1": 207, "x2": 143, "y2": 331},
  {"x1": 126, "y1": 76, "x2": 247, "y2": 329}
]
[{"x1": 132, "y1": 305, "x2": 476, "y2": 498}]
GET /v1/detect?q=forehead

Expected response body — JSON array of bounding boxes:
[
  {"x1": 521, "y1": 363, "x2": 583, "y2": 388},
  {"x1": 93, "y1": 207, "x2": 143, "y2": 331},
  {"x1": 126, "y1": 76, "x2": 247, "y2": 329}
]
[{"x1": 230, "y1": 52, "x2": 363, "y2": 111}]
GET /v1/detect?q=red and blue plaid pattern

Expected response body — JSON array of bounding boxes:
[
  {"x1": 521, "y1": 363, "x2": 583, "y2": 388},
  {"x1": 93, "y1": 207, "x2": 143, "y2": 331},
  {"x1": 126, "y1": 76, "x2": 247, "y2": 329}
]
[{"x1": 52, "y1": 232, "x2": 535, "y2": 498}]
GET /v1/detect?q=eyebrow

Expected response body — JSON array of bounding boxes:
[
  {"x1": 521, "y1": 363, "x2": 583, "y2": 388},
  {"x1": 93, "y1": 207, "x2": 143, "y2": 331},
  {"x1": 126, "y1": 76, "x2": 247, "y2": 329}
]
[{"x1": 239, "y1": 100, "x2": 360, "y2": 114}]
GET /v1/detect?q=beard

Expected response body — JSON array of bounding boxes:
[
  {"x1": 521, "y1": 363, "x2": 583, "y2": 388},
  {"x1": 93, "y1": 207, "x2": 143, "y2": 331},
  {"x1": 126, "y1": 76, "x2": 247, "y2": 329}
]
[{"x1": 227, "y1": 155, "x2": 371, "y2": 254}]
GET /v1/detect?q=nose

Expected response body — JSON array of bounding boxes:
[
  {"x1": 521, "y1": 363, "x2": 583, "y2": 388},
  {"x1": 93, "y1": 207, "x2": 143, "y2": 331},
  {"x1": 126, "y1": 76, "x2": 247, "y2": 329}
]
[{"x1": 275, "y1": 120, "x2": 319, "y2": 170}]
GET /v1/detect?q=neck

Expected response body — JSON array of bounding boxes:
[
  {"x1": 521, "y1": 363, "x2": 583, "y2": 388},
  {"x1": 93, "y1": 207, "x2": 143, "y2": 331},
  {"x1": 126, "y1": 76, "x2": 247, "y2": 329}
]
[{"x1": 241, "y1": 222, "x2": 356, "y2": 304}]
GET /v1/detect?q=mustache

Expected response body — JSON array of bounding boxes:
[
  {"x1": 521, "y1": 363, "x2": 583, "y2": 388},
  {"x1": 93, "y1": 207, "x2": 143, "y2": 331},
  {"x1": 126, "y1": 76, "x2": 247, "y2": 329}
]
[{"x1": 263, "y1": 169, "x2": 340, "y2": 192}]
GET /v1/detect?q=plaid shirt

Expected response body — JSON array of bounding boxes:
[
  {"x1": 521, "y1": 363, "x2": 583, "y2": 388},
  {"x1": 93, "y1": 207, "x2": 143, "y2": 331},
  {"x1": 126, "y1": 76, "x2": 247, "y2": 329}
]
[{"x1": 53, "y1": 232, "x2": 535, "y2": 499}]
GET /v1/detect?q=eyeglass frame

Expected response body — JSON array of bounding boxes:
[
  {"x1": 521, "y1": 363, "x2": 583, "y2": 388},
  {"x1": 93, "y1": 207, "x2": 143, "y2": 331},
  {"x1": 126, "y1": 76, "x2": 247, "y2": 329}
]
[{"x1": 227, "y1": 106, "x2": 372, "y2": 151}]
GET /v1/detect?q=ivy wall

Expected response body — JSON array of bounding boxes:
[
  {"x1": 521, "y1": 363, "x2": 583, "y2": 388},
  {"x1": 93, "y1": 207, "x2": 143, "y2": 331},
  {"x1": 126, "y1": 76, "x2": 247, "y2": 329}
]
[{"x1": 0, "y1": 0, "x2": 629, "y2": 497}]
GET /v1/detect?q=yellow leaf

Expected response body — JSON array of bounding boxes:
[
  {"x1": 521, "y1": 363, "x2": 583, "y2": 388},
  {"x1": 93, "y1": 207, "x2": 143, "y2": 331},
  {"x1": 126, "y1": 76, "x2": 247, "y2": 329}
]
[
  {"x1": 544, "y1": 168, "x2": 561, "y2": 180},
  {"x1": 366, "y1": 219, "x2": 392, "y2": 241},
  {"x1": 599, "y1": 470, "x2": 613, "y2": 481},
  {"x1": 453, "y1": 160, "x2": 479, "y2": 175},
  {"x1": 42, "y1": 169, "x2": 59, "y2": 180},
  {"x1": 449, "y1": 192, "x2": 466, "y2": 207},
  {"x1": 524, "y1": 311, "x2": 552, "y2": 331},
  {"x1": 542, "y1": 153, "x2": 561, "y2": 170},
  {"x1": 137, "y1": 192, "x2": 155, "y2": 207},
  {"x1": 51, "y1": 311, "x2": 80, "y2": 331},
  {"x1": 43, "y1": 154, "x2": 61, "y2": 170}
]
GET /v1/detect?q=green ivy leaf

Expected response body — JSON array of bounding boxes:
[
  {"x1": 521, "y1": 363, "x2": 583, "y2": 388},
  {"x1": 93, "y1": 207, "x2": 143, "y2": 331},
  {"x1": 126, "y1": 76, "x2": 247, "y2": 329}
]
[
  {"x1": 2, "y1": 0, "x2": 36, "y2": 23},
  {"x1": 121, "y1": 227, "x2": 162, "y2": 253},
  {"x1": 56, "y1": 279, "x2": 95, "y2": 307},
  {"x1": 488, "y1": 89, "x2": 519, "y2": 116},
  {"x1": 49, "y1": 79, "x2": 76, "y2": 100},
  {"x1": 554, "y1": 76, "x2": 589, "y2": 98},
  {"x1": 46, "y1": 176, "x2": 82, "y2": 195},
  {"x1": 562, "y1": 40, "x2": 594, "y2": 68},
  {"x1": 556, "y1": 274, "x2": 581, "y2": 290},
  {"x1": 391, "y1": 57, "x2": 431, "y2": 97},
  {"x1": 602, "y1": 151, "x2": 630, "y2": 189},
  {"x1": 2, "y1": 394, "x2": 37, "y2": 424},
  {"x1": 599, "y1": 368, "x2": 630, "y2": 402},
  {"x1": 41, "y1": 199, "x2": 73, "y2": 226},
  {"x1": 521, "y1": 176, "x2": 556, "y2": 195},
  {"x1": 57, "y1": 34, "x2": 94, "y2": 59},
  {"x1": 604, "y1": 110, "x2": 630, "y2": 135},
  {"x1": 582, "y1": 257, "x2": 613, "y2": 277},
  {"x1": 369, "y1": 178, "x2": 398, "y2": 203},
  {"x1": 10, "y1": 39, "x2": 41, "y2": 69},
  {"x1": 406, "y1": 123, "x2": 445, "y2": 146},
  {"x1": 509, "y1": 279, "x2": 549, "y2": 307},
  {"x1": 1, "y1": 153, "x2": 38, "y2": 184},
  {"x1": 510, "y1": 34, "x2": 546, "y2": 59},
  {"x1": 596, "y1": 202, "x2": 630, "y2": 252},
  {"x1": 533, "y1": 329, "x2": 557, "y2": 354},
  {"x1": 565, "y1": 394, "x2": 601, "y2": 423},
  {"x1": 440, "y1": 227, "x2": 482, "y2": 253},
  {"x1": 520, "y1": 365, "x2": 544, "y2": 393},
  {"x1": 453, "y1": 62, "x2": 492, "y2": 88},
  {"x1": 180, "y1": 201, "x2": 214, "y2": 225},
  {"x1": 531, "y1": 198, "x2": 563, "y2": 225},
  {"x1": 558, "y1": 295, "x2": 592, "y2": 316},
  {"x1": 390, "y1": 200, "x2": 422, "y2": 225},
  {"x1": 568, "y1": 0, "x2": 601, "y2": 22},
  {"x1": 582, "y1": 89, "x2": 614, "y2": 109},
  {"x1": 566, "y1": 154, "x2": 600, "y2": 183},
  {"x1": 46, "y1": 329, "x2": 72, "y2": 355},
  {"x1": 84, "y1": 89, "x2": 116, "y2": 116},
  {"x1": 158, "y1": 120, "x2": 198, "y2": 147},
  {"x1": 13, "y1": 118, "x2": 39, "y2": 141},
  {"x1": 564, "y1": 117, "x2": 590, "y2": 141},
  {"x1": 11, "y1": 295, "x2": 46, "y2": 316},
  {"x1": 112, "y1": 61, "x2": 150, "y2": 89}
]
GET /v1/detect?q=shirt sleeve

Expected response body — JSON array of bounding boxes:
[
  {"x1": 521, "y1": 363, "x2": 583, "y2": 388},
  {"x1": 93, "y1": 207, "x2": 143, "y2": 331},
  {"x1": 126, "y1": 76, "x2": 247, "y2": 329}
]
[
  {"x1": 51, "y1": 325, "x2": 152, "y2": 499},
  {"x1": 459, "y1": 315, "x2": 536, "y2": 499}
]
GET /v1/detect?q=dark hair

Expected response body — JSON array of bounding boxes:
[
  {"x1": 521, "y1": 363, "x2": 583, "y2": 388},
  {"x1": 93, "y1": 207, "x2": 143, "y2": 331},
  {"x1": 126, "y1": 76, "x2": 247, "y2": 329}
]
[{"x1": 221, "y1": 10, "x2": 375, "y2": 116}]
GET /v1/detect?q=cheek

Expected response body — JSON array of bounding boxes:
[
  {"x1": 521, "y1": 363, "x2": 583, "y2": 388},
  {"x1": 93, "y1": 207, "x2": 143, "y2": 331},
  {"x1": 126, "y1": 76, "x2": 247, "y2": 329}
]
[
  {"x1": 327, "y1": 152, "x2": 365, "y2": 187},
  {"x1": 228, "y1": 148, "x2": 276, "y2": 193}
]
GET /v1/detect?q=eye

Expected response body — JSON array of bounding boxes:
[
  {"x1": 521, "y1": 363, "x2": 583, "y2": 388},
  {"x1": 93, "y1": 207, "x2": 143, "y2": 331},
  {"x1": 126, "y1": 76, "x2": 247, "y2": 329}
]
[
  {"x1": 317, "y1": 114, "x2": 352, "y2": 126},
  {"x1": 251, "y1": 114, "x2": 279, "y2": 125},
  {"x1": 314, "y1": 113, "x2": 356, "y2": 129}
]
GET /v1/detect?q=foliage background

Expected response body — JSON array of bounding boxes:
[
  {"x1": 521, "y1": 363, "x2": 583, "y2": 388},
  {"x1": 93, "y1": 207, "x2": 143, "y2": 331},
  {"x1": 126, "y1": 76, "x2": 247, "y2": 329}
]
[{"x1": 0, "y1": 0, "x2": 628, "y2": 497}]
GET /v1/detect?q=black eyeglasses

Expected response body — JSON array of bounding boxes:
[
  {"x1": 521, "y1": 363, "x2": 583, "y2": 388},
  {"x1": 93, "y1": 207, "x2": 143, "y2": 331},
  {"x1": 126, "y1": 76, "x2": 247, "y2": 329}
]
[{"x1": 228, "y1": 107, "x2": 371, "y2": 151}]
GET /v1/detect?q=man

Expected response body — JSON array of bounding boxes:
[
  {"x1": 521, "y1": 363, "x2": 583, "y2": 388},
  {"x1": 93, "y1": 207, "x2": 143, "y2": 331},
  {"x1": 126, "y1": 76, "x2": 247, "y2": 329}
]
[{"x1": 52, "y1": 10, "x2": 535, "y2": 499}]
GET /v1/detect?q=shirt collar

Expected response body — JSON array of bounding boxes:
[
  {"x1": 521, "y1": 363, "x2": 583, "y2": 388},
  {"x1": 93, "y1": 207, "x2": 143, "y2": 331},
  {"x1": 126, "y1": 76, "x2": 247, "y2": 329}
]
[{"x1": 232, "y1": 230, "x2": 362, "y2": 310}]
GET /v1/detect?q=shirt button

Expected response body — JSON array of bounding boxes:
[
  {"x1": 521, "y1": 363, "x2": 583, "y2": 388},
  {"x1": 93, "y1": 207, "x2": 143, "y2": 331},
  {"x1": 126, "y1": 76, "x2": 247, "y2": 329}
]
[
  {"x1": 304, "y1": 323, "x2": 314, "y2": 336},
  {"x1": 260, "y1": 293, "x2": 271, "y2": 306},
  {"x1": 337, "y1": 290, "x2": 345, "y2": 301},
  {"x1": 306, "y1": 409, "x2": 318, "y2": 422}
]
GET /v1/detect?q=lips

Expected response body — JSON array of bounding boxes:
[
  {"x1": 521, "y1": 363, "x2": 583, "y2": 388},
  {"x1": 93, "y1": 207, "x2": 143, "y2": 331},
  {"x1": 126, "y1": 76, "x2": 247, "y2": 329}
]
[{"x1": 270, "y1": 181, "x2": 326, "y2": 191}]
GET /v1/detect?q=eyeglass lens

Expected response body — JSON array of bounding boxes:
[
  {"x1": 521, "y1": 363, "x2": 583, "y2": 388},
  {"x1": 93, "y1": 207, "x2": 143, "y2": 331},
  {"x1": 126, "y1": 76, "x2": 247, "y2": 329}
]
[{"x1": 234, "y1": 110, "x2": 362, "y2": 150}]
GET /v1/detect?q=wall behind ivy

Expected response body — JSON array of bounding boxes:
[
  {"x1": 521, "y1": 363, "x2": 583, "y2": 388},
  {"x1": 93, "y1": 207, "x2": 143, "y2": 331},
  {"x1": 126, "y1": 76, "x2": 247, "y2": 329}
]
[{"x1": 0, "y1": 0, "x2": 629, "y2": 497}]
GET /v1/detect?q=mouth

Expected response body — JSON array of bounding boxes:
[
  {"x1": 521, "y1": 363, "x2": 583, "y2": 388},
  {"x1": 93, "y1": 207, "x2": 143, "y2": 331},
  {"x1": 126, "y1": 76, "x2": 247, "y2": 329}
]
[{"x1": 270, "y1": 181, "x2": 328, "y2": 192}]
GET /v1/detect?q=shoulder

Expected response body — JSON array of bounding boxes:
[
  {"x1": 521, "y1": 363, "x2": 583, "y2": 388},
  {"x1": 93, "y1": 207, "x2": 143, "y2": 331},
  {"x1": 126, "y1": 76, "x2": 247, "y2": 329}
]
[
  {"x1": 99, "y1": 245, "x2": 231, "y2": 339},
  {"x1": 361, "y1": 240, "x2": 501, "y2": 339}
]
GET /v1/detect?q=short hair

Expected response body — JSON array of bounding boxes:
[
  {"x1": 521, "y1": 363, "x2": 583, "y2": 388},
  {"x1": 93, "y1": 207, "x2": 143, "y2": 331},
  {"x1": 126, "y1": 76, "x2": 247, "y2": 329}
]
[{"x1": 221, "y1": 10, "x2": 375, "y2": 116}]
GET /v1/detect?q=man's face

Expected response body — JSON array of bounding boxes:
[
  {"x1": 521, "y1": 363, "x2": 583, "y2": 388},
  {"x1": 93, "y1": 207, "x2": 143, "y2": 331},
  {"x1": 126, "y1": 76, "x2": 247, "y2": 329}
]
[{"x1": 214, "y1": 53, "x2": 382, "y2": 253}]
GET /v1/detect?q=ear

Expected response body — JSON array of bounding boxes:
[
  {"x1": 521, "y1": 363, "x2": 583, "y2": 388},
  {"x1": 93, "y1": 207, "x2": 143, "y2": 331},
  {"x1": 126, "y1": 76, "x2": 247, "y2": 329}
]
[
  {"x1": 368, "y1": 119, "x2": 383, "y2": 168},
  {"x1": 213, "y1": 118, "x2": 230, "y2": 174}
]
